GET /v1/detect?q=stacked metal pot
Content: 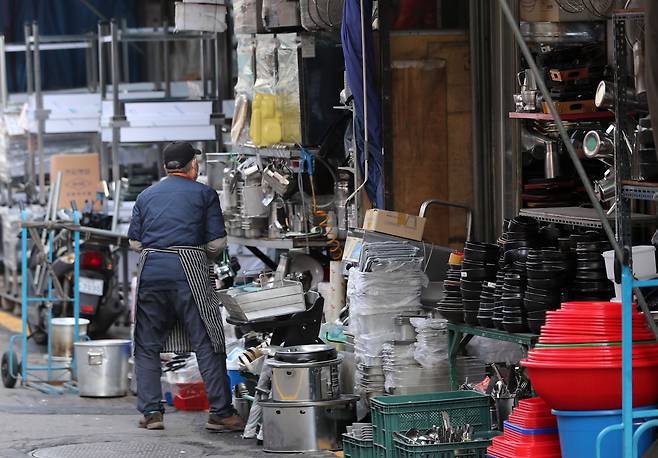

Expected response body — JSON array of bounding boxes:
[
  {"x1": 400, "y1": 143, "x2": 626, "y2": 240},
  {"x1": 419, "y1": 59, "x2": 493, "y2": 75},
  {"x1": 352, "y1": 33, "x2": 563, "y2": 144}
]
[{"x1": 262, "y1": 345, "x2": 358, "y2": 453}]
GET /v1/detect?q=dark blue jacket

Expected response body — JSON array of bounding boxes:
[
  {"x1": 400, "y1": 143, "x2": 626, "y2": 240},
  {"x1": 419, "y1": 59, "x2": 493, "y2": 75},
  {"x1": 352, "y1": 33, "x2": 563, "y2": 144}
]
[{"x1": 128, "y1": 176, "x2": 226, "y2": 287}]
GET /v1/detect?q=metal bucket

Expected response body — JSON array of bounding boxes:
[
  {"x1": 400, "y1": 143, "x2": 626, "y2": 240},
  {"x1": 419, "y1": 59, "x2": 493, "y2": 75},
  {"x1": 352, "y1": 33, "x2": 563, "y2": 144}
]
[
  {"x1": 51, "y1": 317, "x2": 90, "y2": 358},
  {"x1": 74, "y1": 339, "x2": 132, "y2": 397}
]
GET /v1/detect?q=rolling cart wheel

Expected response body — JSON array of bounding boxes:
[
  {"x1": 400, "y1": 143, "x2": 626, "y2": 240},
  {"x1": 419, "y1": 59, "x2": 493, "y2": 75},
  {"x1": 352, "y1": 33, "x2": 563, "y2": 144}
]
[{"x1": 1, "y1": 351, "x2": 19, "y2": 388}]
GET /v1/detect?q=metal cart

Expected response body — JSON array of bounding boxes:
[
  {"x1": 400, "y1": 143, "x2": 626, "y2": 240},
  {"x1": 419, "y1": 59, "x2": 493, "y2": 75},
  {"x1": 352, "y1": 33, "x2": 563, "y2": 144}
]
[{"x1": 1, "y1": 211, "x2": 82, "y2": 393}]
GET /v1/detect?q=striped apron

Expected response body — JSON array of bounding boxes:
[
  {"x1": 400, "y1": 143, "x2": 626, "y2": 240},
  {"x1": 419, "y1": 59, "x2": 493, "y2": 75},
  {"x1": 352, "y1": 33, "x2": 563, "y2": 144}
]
[{"x1": 134, "y1": 246, "x2": 225, "y2": 354}]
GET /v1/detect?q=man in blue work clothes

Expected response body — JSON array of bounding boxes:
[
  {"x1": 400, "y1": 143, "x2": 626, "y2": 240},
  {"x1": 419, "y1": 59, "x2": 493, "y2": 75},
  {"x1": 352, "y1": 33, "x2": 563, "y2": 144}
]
[{"x1": 128, "y1": 142, "x2": 244, "y2": 432}]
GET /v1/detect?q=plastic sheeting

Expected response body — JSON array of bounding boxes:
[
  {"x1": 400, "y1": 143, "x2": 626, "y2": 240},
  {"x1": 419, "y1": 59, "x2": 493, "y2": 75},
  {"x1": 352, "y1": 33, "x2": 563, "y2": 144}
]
[
  {"x1": 341, "y1": 0, "x2": 384, "y2": 208},
  {"x1": 0, "y1": 205, "x2": 46, "y2": 271},
  {"x1": 276, "y1": 34, "x2": 302, "y2": 144}
]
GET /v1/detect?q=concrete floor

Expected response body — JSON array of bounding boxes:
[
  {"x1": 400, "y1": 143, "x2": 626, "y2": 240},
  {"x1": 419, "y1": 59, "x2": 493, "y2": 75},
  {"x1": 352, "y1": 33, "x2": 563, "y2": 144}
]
[{"x1": 0, "y1": 317, "x2": 333, "y2": 458}]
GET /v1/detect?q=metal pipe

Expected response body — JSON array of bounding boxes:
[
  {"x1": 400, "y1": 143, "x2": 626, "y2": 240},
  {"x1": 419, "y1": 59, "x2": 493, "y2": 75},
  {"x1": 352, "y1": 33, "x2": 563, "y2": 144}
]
[
  {"x1": 0, "y1": 36, "x2": 7, "y2": 108},
  {"x1": 163, "y1": 22, "x2": 170, "y2": 97},
  {"x1": 20, "y1": 209, "x2": 28, "y2": 382},
  {"x1": 24, "y1": 23, "x2": 35, "y2": 189},
  {"x1": 418, "y1": 199, "x2": 473, "y2": 241},
  {"x1": 24, "y1": 23, "x2": 33, "y2": 94},
  {"x1": 346, "y1": 0, "x2": 370, "y2": 204},
  {"x1": 98, "y1": 21, "x2": 106, "y2": 98},
  {"x1": 89, "y1": 33, "x2": 98, "y2": 91},
  {"x1": 121, "y1": 18, "x2": 129, "y2": 83},
  {"x1": 201, "y1": 36, "x2": 208, "y2": 98},
  {"x1": 209, "y1": 35, "x2": 217, "y2": 99},
  {"x1": 33, "y1": 22, "x2": 46, "y2": 205},
  {"x1": 110, "y1": 20, "x2": 120, "y2": 120}
]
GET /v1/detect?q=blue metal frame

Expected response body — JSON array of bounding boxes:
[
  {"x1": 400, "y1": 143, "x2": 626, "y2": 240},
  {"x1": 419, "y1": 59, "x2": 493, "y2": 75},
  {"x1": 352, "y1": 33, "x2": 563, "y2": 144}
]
[
  {"x1": 6, "y1": 210, "x2": 81, "y2": 393},
  {"x1": 595, "y1": 268, "x2": 658, "y2": 458}
]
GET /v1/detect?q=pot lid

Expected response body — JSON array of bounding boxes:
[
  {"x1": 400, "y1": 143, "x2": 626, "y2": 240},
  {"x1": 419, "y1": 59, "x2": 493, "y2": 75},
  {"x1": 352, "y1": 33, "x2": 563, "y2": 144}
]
[{"x1": 274, "y1": 344, "x2": 337, "y2": 363}]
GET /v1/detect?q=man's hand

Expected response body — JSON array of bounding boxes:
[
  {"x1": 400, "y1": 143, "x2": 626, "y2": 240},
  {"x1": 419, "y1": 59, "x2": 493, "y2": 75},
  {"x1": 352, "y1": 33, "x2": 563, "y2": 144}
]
[
  {"x1": 204, "y1": 236, "x2": 227, "y2": 262},
  {"x1": 129, "y1": 239, "x2": 144, "y2": 252}
]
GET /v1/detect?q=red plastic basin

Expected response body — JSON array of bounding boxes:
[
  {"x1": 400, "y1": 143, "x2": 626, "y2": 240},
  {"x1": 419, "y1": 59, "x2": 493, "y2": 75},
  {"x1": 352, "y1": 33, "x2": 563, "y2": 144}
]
[
  {"x1": 489, "y1": 435, "x2": 562, "y2": 458},
  {"x1": 527, "y1": 345, "x2": 658, "y2": 362},
  {"x1": 521, "y1": 359, "x2": 658, "y2": 410}
]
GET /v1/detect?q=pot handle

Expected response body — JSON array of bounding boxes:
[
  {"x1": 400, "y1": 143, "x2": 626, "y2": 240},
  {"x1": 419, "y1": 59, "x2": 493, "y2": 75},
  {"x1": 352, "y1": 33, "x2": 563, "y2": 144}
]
[{"x1": 88, "y1": 350, "x2": 104, "y2": 366}]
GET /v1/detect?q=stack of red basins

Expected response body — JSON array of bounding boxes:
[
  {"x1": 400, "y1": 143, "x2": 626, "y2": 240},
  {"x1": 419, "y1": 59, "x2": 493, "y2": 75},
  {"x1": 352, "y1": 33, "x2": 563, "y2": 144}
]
[
  {"x1": 487, "y1": 398, "x2": 562, "y2": 458},
  {"x1": 521, "y1": 301, "x2": 658, "y2": 410}
]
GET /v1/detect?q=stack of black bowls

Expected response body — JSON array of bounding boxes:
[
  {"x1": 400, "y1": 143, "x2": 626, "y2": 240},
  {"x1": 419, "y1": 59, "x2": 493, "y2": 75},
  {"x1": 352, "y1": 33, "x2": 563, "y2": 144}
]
[
  {"x1": 493, "y1": 271, "x2": 506, "y2": 330},
  {"x1": 461, "y1": 242, "x2": 499, "y2": 326},
  {"x1": 437, "y1": 255, "x2": 465, "y2": 323},
  {"x1": 477, "y1": 281, "x2": 496, "y2": 328},
  {"x1": 496, "y1": 216, "x2": 541, "y2": 333},
  {"x1": 571, "y1": 239, "x2": 614, "y2": 300},
  {"x1": 524, "y1": 249, "x2": 568, "y2": 333},
  {"x1": 502, "y1": 273, "x2": 527, "y2": 332}
]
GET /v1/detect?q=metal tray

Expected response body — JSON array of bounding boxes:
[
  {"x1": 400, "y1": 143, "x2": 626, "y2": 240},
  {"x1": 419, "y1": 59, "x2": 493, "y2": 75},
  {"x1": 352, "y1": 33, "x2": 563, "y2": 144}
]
[{"x1": 218, "y1": 280, "x2": 306, "y2": 321}]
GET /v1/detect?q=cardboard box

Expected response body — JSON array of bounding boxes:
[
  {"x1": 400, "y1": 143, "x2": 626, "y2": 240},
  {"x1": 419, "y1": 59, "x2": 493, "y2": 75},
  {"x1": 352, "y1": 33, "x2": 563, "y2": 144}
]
[
  {"x1": 520, "y1": 0, "x2": 598, "y2": 22},
  {"x1": 50, "y1": 153, "x2": 101, "y2": 211},
  {"x1": 363, "y1": 209, "x2": 426, "y2": 241},
  {"x1": 175, "y1": 2, "x2": 227, "y2": 33}
]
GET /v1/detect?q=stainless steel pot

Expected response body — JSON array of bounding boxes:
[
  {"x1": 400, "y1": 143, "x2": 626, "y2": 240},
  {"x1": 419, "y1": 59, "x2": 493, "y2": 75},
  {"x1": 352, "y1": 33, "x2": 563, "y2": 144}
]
[
  {"x1": 261, "y1": 395, "x2": 358, "y2": 453},
  {"x1": 74, "y1": 339, "x2": 131, "y2": 397},
  {"x1": 268, "y1": 356, "x2": 342, "y2": 402},
  {"x1": 52, "y1": 317, "x2": 89, "y2": 359}
]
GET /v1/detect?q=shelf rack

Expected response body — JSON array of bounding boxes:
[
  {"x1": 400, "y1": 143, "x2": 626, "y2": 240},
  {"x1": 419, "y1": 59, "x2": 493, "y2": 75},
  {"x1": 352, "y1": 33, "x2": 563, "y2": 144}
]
[
  {"x1": 447, "y1": 323, "x2": 538, "y2": 390},
  {"x1": 519, "y1": 206, "x2": 656, "y2": 228},
  {"x1": 508, "y1": 111, "x2": 615, "y2": 121},
  {"x1": 598, "y1": 12, "x2": 658, "y2": 458}
]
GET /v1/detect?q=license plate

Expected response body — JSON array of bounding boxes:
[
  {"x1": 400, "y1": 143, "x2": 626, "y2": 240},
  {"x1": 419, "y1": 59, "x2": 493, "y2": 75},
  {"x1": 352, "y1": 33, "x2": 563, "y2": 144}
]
[{"x1": 79, "y1": 277, "x2": 104, "y2": 296}]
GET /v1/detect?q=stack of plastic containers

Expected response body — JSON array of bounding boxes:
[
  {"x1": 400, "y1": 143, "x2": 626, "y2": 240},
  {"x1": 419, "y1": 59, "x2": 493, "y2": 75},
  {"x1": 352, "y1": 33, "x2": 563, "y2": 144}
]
[
  {"x1": 487, "y1": 398, "x2": 561, "y2": 458},
  {"x1": 520, "y1": 301, "x2": 658, "y2": 457}
]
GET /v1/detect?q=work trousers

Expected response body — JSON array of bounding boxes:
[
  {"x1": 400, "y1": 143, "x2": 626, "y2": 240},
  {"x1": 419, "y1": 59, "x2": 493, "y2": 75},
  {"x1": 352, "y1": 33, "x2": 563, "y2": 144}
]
[{"x1": 134, "y1": 284, "x2": 232, "y2": 416}]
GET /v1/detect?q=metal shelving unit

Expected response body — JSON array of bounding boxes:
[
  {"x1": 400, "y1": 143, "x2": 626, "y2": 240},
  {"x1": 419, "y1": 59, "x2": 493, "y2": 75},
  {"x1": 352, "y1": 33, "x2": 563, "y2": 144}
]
[
  {"x1": 622, "y1": 182, "x2": 658, "y2": 201},
  {"x1": 447, "y1": 323, "x2": 538, "y2": 390},
  {"x1": 519, "y1": 206, "x2": 656, "y2": 228},
  {"x1": 227, "y1": 235, "x2": 327, "y2": 250},
  {"x1": 599, "y1": 12, "x2": 658, "y2": 458},
  {"x1": 231, "y1": 143, "x2": 307, "y2": 159}
]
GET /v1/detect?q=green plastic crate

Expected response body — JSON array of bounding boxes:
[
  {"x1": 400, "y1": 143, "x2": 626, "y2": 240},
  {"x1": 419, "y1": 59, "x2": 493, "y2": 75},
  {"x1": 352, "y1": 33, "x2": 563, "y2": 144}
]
[
  {"x1": 343, "y1": 434, "x2": 375, "y2": 458},
  {"x1": 370, "y1": 391, "x2": 491, "y2": 454},
  {"x1": 374, "y1": 445, "x2": 388, "y2": 458},
  {"x1": 392, "y1": 432, "x2": 496, "y2": 458}
]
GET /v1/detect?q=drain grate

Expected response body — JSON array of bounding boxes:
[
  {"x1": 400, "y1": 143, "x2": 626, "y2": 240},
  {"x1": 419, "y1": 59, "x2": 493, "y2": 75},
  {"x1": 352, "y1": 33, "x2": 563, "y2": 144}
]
[{"x1": 32, "y1": 441, "x2": 204, "y2": 458}]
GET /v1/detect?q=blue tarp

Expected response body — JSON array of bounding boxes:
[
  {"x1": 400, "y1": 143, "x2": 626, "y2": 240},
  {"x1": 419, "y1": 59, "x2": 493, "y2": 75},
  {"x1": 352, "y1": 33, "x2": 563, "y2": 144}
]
[
  {"x1": 341, "y1": 0, "x2": 385, "y2": 208},
  {"x1": 0, "y1": 0, "x2": 139, "y2": 92}
]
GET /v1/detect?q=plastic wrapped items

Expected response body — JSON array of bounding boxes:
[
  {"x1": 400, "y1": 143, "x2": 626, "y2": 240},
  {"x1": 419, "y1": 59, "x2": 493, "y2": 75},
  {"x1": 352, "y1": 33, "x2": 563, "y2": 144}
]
[
  {"x1": 348, "y1": 241, "x2": 426, "y2": 405},
  {"x1": 233, "y1": 0, "x2": 265, "y2": 33},
  {"x1": 411, "y1": 317, "x2": 449, "y2": 368},
  {"x1": 262, "y1": 0, "x2": 301, "y2": 30},
  {"x1": 276, "y1": 34, "x2": 302, "y2": 144}
]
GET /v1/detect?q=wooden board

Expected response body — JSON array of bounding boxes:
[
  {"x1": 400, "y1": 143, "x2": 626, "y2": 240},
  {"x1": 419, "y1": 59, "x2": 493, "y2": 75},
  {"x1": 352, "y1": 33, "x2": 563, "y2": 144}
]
[
  {"x1": 391, "y1": 59, "x2": 449, "y2": 245},
  {"x1": 389, "y1": 33, "x2": 472, "y2": 247}
]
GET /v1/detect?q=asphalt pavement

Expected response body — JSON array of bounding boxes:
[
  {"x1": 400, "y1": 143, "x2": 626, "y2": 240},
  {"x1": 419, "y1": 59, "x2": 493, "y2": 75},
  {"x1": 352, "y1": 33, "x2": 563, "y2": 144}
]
[{"x1": 0, "y1": 314, "x2": 330, "y2": 458}]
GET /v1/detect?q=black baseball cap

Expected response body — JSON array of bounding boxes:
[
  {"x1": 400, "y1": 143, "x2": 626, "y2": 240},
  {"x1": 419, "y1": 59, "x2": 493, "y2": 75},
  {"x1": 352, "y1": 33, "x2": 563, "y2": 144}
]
[{"x1": 163, "y1": 142, "x2": 201, "y2": 170}]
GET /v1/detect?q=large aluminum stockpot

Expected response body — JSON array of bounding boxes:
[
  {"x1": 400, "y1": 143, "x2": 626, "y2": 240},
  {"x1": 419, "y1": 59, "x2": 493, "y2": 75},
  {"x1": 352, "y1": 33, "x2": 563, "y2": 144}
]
[
  {"x1": 74, "y1": 339, "x2": 131, "y2": 397},
  {"x1": 261, "y1": 395, "x2": 358, "y2": 453},
  {"x1": 267, "y1": 356, "x2": 342, "y2": 402},
  {"x1": 52, "y1": 317, "x2": 90, "y2": 359}
]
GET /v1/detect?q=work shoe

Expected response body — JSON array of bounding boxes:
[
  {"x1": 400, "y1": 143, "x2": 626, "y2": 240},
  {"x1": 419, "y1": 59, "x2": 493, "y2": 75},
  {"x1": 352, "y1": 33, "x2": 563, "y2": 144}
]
[
  {"x1": 205, "y1": 413, "x2": 245, "y2": 432},
  {"x1": 138, "y1": 412, "x2": 164, "y2": 430}
]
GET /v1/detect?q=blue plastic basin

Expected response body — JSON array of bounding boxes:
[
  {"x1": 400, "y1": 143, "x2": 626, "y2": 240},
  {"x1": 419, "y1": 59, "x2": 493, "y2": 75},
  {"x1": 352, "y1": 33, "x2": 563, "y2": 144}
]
[{"x1": 553, "y1": 407, "x2": 656, "y2": 458}]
